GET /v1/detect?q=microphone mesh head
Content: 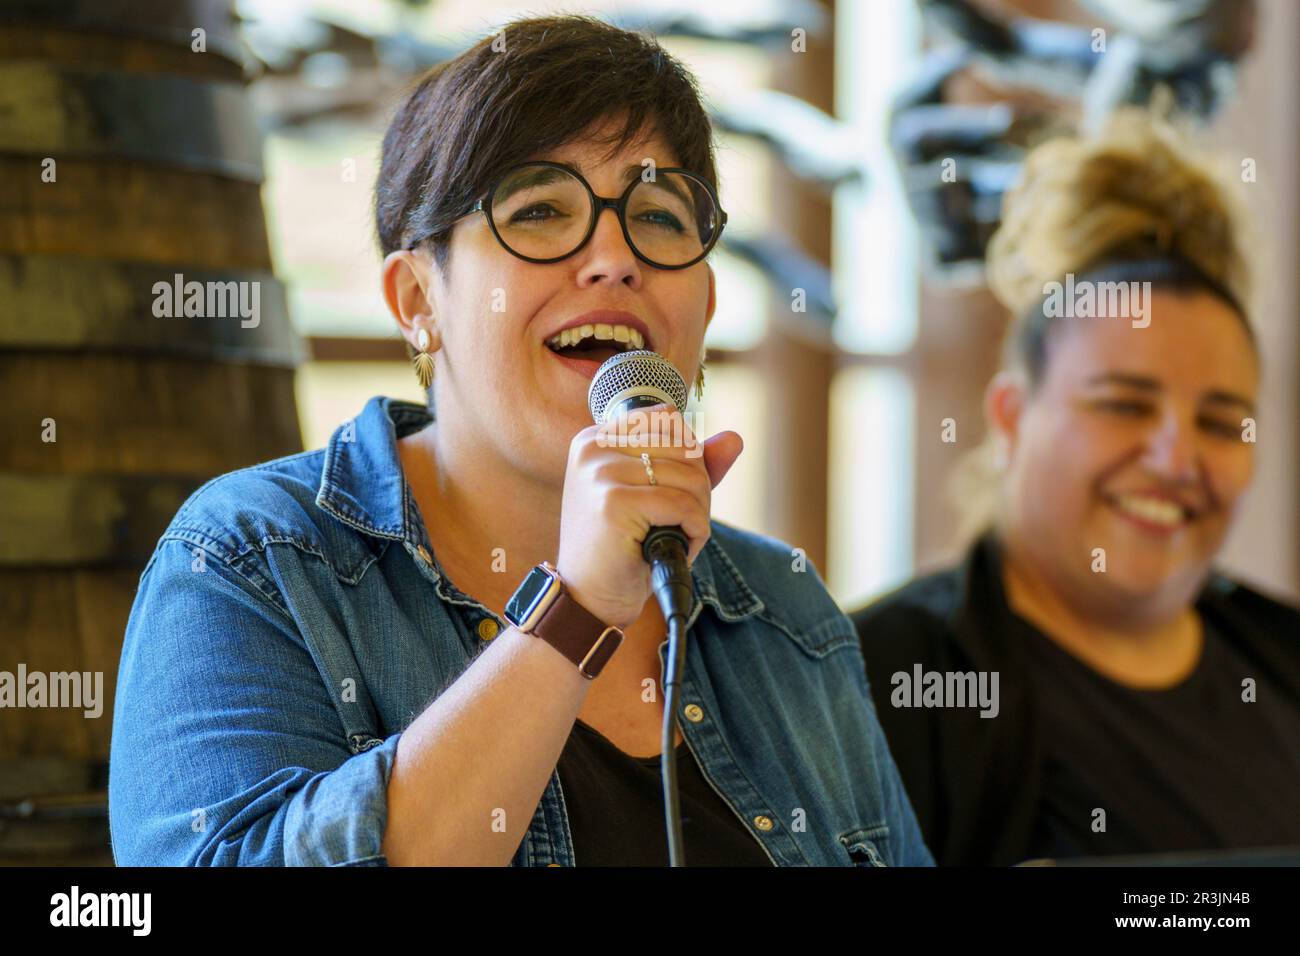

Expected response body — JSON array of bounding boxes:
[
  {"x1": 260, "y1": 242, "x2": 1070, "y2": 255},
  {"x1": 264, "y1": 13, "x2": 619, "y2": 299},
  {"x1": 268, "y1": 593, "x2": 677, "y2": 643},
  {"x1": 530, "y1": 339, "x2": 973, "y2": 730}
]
[{"x1": 587, "y1": 349, "x2": 689, "y2": 424}]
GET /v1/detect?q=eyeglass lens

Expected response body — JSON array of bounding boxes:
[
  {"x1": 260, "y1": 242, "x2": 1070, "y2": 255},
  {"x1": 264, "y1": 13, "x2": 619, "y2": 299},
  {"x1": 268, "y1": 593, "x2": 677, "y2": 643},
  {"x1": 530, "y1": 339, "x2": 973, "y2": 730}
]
[{"x1": 487, "y1": 164, "x2": 719, "y2": 266}]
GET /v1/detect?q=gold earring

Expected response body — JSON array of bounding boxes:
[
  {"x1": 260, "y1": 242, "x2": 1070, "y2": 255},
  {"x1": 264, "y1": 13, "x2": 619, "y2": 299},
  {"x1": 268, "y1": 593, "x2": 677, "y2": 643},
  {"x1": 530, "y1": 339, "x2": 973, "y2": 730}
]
[
  {"x1": 694, "y1": 348, "x2": 707, "y2": 403},
  {"x1": 413, "y1": 327, "x2": 435, "y2": 389}
]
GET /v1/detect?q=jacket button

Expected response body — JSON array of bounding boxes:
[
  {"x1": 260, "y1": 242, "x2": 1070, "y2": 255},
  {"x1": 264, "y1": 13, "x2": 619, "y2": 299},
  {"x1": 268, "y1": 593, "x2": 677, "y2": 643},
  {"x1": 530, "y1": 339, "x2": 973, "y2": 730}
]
[
  {"x1": 683, "y1": 704, "x2": 704, "y2": 723},
  {"x1": 753, "y1": 815, "x2": 774, "y2": 832},
  {"x1": 477, "y1": 618, "x2": 500, "y2": 641},
  {"x1": 416, "y1": 545, "x2": 432, "y2": 564}
]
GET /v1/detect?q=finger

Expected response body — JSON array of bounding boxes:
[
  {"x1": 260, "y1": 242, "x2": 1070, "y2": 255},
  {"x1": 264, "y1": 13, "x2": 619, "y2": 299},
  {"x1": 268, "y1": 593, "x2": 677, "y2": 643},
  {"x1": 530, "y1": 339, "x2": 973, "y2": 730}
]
[
  {"x1": 606, "y1": 485, "x2": 711, "y2": 561},
  {"x1": 598, "y1": 453, "x2": 711, "y2": 512},
  {"x1": 597, "y1": 404, "x2": 697, "y2": 456},
  {"x1": 701, "y1": 431, "x2": 744, "y2": 489}
]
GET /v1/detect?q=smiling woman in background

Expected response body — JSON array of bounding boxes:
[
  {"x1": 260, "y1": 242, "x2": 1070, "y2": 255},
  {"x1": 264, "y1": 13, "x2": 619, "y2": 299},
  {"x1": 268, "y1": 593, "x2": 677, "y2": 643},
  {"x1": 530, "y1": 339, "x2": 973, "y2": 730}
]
[{"x1": 853, "y1": 109, "x2": 1300, "y2": 866}]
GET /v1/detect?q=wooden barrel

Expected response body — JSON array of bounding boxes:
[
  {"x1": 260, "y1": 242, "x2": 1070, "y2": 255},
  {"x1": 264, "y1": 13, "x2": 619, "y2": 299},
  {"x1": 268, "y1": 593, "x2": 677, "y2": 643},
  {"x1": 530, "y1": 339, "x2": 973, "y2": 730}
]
[{"x1": 0, "y1": 0, "x2": 304, "y2": 865}]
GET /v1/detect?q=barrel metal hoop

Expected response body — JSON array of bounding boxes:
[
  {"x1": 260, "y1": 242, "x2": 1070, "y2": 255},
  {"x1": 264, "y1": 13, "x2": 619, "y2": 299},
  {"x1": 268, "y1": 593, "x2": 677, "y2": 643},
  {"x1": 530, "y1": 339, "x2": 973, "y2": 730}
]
[{"x1": 0, "y1": 0, "x2": 246, "y2": 65}]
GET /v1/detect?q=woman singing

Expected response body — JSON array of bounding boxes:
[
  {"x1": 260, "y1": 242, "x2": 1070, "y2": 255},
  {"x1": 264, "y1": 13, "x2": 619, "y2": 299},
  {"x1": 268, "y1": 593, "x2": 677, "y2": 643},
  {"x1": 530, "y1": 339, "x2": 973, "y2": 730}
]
[{"x1": 109, "y1": 14, "x2": 931, "y2": 867}]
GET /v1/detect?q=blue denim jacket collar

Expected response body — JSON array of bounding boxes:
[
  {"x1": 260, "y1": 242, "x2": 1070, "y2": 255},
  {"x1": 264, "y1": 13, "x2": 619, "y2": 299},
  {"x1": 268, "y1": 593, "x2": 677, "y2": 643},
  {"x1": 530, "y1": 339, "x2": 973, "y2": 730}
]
[{"x1": 315, "y1": 395, "x2": 765, "y2": 629}]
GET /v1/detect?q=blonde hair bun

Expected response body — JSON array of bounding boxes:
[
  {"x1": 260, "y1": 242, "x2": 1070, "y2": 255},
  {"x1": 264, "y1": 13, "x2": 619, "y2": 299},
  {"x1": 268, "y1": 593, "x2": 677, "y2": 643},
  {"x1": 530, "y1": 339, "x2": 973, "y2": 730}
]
[{"x1": 985, "y1": 106, "x2": 1250, "y2": 317}]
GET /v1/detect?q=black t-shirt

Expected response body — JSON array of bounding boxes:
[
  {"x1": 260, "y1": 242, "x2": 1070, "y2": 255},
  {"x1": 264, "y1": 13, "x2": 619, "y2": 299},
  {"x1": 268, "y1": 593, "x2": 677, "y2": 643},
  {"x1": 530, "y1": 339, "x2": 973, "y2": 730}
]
[
  {"x1": 555, "y1": 719, "x2": 773, "y2": 866},
  {"x1": 1024, "y1": 616, "x2": 1300, "y2": 859},
  {"x1": 853, "y1": 531, "x2": 1300, "y2": 865}
]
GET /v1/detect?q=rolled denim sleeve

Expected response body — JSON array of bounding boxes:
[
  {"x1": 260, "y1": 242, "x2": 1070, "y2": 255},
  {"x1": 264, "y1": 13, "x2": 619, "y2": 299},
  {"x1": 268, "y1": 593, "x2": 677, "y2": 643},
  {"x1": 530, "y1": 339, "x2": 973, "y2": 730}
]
[{"x1": 109, "y1": 537, "x2": 399, "y2": 866}]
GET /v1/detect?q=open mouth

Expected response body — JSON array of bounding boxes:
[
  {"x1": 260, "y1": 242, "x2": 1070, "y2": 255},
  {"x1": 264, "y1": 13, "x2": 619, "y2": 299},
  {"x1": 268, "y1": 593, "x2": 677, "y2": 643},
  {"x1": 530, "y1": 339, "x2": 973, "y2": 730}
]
[
  {"x1": 1104, "y1": 493, "x2": 1196, "y2": 533},
  {"x1": 545, "y1": 323, "x2": 648, "y2": 369}
]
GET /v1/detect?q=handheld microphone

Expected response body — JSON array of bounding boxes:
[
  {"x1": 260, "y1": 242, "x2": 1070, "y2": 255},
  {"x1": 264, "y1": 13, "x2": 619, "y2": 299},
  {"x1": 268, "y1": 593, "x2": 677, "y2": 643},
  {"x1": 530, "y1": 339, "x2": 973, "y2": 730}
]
[
  {"x1": 586, "y1": 349, "x2": 695, "y2": 627},
  {"x1": 587, "y1": 348, "x2": 696, "y2": 867}
]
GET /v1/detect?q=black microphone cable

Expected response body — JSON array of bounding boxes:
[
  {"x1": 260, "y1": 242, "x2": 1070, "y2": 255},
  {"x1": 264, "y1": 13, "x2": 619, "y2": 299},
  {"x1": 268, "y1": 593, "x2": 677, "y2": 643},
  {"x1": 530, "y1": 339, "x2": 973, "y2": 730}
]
[
  {"x1": 644, "y1": 526, "x2": 694, "y2": 866},
  {"x1": 588, "y1": 349, "x2": 697, "y2": 867}
]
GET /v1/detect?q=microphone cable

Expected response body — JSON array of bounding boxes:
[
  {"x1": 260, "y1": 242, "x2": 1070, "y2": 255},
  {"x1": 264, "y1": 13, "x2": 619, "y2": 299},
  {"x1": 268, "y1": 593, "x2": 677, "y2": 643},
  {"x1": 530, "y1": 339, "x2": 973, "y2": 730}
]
[{"x1": 590, "y1": 351, "x2": 697, "y2": 867}]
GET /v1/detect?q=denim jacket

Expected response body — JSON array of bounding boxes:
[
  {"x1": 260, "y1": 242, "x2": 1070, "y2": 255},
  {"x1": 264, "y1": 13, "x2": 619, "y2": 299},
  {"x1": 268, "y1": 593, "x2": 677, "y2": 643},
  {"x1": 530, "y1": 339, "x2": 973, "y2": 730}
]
[{"x1": 108, "y1": 395, "x2": 932, "y2": 867}]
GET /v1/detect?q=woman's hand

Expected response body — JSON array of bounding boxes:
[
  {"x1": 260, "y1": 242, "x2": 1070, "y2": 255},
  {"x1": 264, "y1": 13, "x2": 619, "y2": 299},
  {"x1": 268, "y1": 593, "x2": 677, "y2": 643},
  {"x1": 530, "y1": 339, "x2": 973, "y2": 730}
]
[{"x1": 556, "y1": 405, "x2": 743, "y2": 630}]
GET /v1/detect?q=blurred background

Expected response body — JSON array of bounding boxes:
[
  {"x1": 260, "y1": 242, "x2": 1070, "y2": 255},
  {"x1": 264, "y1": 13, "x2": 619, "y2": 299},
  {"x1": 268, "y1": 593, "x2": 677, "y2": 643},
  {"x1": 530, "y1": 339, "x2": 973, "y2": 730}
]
[
  {"x1": 0, "y1": 0, "x2": 1296, "y2": 863},
  {"x1": 242, "y1": 0, "x2": 1298, "y2": 607}
]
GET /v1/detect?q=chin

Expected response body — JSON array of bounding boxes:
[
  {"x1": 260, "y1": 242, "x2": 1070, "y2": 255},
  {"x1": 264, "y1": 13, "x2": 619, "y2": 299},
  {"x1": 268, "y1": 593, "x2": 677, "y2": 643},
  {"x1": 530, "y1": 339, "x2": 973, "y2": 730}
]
[
  {"x1": 1096, "y1": 549, "x2": 1208, "y2": 606},
  {"x1": 531, "y1": 405, "x2": 591, "y2": 464}
]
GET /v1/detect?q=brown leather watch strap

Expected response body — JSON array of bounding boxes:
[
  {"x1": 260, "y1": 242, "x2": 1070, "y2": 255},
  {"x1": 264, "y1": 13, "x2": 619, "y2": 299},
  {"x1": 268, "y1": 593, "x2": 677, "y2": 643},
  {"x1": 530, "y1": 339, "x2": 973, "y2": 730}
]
[{"x1": 532, "y1": 588, "x2": 624, "y2": 679}]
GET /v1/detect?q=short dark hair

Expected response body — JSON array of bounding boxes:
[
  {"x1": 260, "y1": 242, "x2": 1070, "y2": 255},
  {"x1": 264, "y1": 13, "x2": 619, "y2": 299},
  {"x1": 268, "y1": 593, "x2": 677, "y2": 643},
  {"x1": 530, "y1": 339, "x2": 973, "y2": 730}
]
[{"x1": 374, "y1": 15, "x2": 719, "y2": 269}]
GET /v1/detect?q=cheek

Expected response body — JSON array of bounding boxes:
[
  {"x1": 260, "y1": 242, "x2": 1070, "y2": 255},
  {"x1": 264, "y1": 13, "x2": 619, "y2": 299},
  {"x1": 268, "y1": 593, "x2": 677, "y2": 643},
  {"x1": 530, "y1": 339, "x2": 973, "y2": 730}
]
[
  {"x1": 1016, "y1": 409, "x2": 1112, "y2": 512},
  {"x1": 654, "y1": 273, "x2": 709, "y2": 350},
  {"x1": 449, "y1": 279, "x2": 537, "y2": 361},
  {"x1": 1204, "y1": 441, "x2": 1255, "y2": 511}
]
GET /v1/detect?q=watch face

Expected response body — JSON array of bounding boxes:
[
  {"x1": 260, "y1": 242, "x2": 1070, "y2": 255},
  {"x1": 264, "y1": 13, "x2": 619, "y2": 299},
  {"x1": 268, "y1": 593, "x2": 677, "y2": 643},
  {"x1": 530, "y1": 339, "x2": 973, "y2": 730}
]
[{"x1": 505, "y1": 565, "x2": 557, "y2": 628}]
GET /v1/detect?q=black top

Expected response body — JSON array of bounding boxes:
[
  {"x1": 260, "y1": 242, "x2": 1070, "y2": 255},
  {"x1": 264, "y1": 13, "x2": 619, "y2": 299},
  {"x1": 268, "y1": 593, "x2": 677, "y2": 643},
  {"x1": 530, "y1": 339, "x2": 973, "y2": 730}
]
[
  {"x1": 1024, "y1": 613, "x2": 1300, "y2": 859},
  {"x1": 852, "y1": 531, "x2": 1300, "y2": 866},
  {"x1": 556, "y1": 719, "x2": 773, "y2": 866}
]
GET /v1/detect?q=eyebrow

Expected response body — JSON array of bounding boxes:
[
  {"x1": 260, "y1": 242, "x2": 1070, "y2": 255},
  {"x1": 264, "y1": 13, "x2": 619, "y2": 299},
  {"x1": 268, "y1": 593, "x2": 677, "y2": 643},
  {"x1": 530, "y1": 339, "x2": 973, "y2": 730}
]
[
  {"x1": 1084, "y1": 372, "x2": 1160, "y2": 391},
  {"x1": 494, "y1": 166, "x2": 572, "y2": 204},
  {"x1": 497, "y1": 162, "x2": 693, "y2": 208},
  {"x1": 1083, "y1": 372, "x2": 1255, "y2": 414},
  {"x1": 1202, "y1": 389, "x2": 1256, "y2": 415},
  {"x1": 621, "y1": 163, "x2": 697, "y2": 215}
]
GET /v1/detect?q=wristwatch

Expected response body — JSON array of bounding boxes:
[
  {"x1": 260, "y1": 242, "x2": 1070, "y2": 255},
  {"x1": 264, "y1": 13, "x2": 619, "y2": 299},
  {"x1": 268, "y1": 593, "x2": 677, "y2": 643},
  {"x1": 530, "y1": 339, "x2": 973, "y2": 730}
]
[{"x1": 504, "y1": 562, "x2": 624, "y2": 679}]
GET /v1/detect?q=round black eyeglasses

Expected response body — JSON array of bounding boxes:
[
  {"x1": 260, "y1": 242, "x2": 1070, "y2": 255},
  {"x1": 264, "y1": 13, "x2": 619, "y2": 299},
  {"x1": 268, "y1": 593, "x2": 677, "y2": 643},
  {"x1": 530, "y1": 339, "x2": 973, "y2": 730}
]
[{"x1": 414, "y1": 161, "x2": 726, "y2": 270}]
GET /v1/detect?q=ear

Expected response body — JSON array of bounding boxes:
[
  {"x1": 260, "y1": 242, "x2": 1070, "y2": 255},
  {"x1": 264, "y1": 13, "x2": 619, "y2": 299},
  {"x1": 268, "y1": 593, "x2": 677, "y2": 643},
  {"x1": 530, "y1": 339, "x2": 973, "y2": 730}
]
[
  {"x1": 984, "y1": 370, "x2": 1027, "y2": 465},
  {"x1": 382, "y1": 248, "x2": 441, "y2": 351}
]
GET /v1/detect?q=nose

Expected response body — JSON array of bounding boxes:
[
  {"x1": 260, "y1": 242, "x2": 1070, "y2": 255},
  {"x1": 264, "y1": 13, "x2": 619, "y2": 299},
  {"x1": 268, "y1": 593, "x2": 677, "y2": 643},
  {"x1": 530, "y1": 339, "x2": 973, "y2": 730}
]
[
  {"x1": 574, "y1": 206, "x2": 643, "y2": 289},
  {"x1": 1141, "y1": 406, "x2": 1200, "y2": 483}
]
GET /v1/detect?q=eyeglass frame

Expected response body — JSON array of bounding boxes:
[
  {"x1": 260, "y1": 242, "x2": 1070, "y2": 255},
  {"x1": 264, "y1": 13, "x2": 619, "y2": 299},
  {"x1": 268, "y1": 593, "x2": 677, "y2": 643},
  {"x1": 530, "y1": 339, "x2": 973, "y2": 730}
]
[{"x1": 410, "y1": 160, "x2": 727, "y2": 270}]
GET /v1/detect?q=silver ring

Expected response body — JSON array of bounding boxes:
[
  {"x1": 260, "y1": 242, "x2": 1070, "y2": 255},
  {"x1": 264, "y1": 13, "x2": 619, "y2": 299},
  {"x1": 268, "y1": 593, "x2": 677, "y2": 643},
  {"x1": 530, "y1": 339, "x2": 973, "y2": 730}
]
[{"x1": 640, "y1": 453, "x2": 658, "y2": 486}]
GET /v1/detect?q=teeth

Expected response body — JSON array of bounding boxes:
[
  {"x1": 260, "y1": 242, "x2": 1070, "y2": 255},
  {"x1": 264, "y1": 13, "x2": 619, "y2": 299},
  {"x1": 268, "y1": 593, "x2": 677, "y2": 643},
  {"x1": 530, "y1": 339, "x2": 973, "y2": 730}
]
[
  {"x1": 1114, "y1": 494, "x2": 1185, "y2": 527},
  {"x1": 546, "y1": 324, "x2": 647, "y2": 352}
]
